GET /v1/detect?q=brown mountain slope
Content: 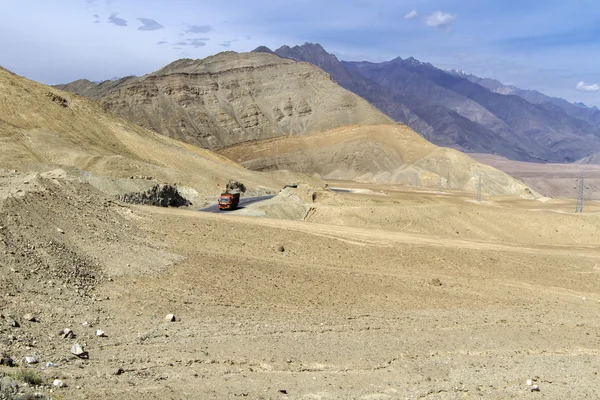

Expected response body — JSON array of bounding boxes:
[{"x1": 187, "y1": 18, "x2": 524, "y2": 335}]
[
  {"x1": 0, "y1": 66, "x2": 307, "y2": 202},
  {"x1": 219, "y1": 124, "x2": 539, "y2": 198},
  {"x1": 55, "y1": 52, "x2": 392, "y2": 150}
]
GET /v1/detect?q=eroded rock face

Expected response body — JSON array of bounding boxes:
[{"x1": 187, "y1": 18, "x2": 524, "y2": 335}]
[
  {"x1": 56, "y1": 52, "x2": 391, "y2": 150},
  {"x1": 119, "y1": 184, "x2": 191, "y2": 208}
]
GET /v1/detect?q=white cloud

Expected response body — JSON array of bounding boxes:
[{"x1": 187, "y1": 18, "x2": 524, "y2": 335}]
[
  {"x1": 404, "y1": 10, "x2": 418, "y2": 20},
  {"x1": 575, "y1": 81, "x2": 600, "y2": 92},
  {"x1": 424, "y1": 11, "x2": 456, "y2": 28}
]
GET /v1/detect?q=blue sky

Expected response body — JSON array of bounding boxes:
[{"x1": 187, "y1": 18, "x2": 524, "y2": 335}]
[{"x1": 2, "y1": 0, "x2": 600, "y2": 106}]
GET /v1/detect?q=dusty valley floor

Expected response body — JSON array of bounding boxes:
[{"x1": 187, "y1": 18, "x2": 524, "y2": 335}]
[{"x1": 2, "y1": 174, "x2": 599, "y2": 399}]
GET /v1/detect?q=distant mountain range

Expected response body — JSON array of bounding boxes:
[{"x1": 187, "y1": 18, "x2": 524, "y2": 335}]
[{"x1": 255, "y1": 43, "x2": 600, "y2": 163}]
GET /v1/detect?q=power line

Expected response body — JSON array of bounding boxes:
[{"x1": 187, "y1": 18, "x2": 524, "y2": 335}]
[{"x1": 576, "y1": 171, "x2": 585, "y2": 213}]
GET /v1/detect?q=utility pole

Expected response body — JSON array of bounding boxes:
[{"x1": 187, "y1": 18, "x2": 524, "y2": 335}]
[
  {"x1": 476, "y1": 175, "x2": 482, "y2": 202},
  {"x1": 438, "y1": 176, "x2": 442, "y2": 192},
  {"x1": 414, "y1": 173, "x2": 420, "y2": 187},
  {"x1": 446, "y1": 173, "x2": 450, "y2": 189},
  {"x1": 576, "y1": 172, "x2": 585, "y2": 213}
]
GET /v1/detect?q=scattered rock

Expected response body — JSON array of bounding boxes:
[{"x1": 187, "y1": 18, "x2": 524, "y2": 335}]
[
  {"x1": 23, "y1": 313, "x2": 38, "y2": 322},
  {"x1": 71, "y1": 343, "x2": 88, "y2": 358},
  {"x1": 53, "y1": 379, "x2": 65, "y2": 388},
  {"x1": 531, "y1": 385, "x2": 540, "y2": 392},
  {"x1": 62, "y1": 328, "x2": 76, "y2": 338},
  {"x1": 279, "y1": 389, "x2": 288, "y2": 394},
  {"x1": 95, "y1": 330, "x2": 106, "y2": 337},
  {"x1": 25, "y1": 356, "x2": 38, "y2": 364},
  {"x1": 56, "y1": 228, "x2": 65, "y2": 234},
  {"x1": 45, "y1": 362, "x2": 57, "y2": 368},
  {"x1": 82, "y1": 321, "x2": 88, "y2": 327},
  {"x1": 430, "y1": 278, "x2": 443, "y2": 287},
  {"x1": 165, "y1": 314, "x2": 176, "y2": 322},
  {"x1": 113, "y1": 367, "x2": 125, "y2": 376},
  {"x1": 526, "y1": 379, "x2": 533, "y2": 386},
  {"x1": 10, "y1": 319, "x2": 20, "y2": 328},
  {"x1": 278, "y1": 245, "x2": 285, "y2": 252},
  {"x1": 0, "y1": 354, "x2": 15, "y2": 367}
]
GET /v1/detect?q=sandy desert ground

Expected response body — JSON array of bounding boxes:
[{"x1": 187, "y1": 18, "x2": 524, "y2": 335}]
[
  {"x1": 471, "y1": 153, "x2": 600, "y2": 200},
  {"x1": 2, "y1": 171, "x2": 599, "y2": 400}
]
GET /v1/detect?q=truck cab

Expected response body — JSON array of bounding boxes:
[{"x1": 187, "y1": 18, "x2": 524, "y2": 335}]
[{"x1": 218, "y1": 192, "x2": 240, "y2": 210}]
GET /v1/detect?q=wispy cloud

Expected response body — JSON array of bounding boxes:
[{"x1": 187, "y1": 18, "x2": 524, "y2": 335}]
[
  {"x1": 156, "y1": 41, "x2": 168, "y2": 45},
  {"x1": 404, "y1": 10, "x2": 418, "y2": 20},
  {"x1": 576, "y1": 81, "x2": 600, "y2": 92},
  {"x1": 220, "y1": 41, "x2": 232, "y2": 48},
  {"x1": 174, "y1": 38, "x2": 210, "y2": 48},
  {"x1": 108, "y1": 13, "x2": 127, "y2": 27},
  {"x1": 184, "y1": 24, "x2": 213, "y2": 34},
  {"x1": 424, "y1": 11, "x2": 455, "y2": 29},
  {"x1": 137, "y1": 18, "x2": 164, "y2": 31}
]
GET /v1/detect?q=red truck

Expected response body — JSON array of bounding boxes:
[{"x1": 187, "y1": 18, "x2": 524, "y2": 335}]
[{"x1": 218, "y1": 192, "x2": 240, "y2": 211}]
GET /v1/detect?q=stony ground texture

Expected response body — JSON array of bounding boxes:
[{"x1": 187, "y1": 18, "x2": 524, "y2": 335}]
[{"x1": 1, "y1": 173, "x2": 599, "y2": 399}]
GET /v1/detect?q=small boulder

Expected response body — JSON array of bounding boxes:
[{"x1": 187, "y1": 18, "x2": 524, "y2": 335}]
[
  {"x1": 95, "y1": 330, "x2": 106, "y2": 337},
  {"x1": 62, "y1": 328, "x2": 75, "y2": 339},
  {"x1": 53, "y1": 379, "x2": 65, "y2": 388},
  {"x1": 277, "y1": 245, "x2": 285, "y2": 252},
  {"x1": 25, "y1": 356, "x2": 38, "y2": 364},
  {"x1": 56, "y1": 228, "x2": 65, "y2": 234},
  {"x1": 165, "y1": 314, "x2": 176, "y2": 322},
  {"x1": 531, "y1": 385, "x2": 540, "y2": 392},
  {"x1": 23, "y1": 313, "x2": 38, "y2": 322},
  {"x1": 71, "y1": 343, "x2": 88, "y2": 359},
  {"x1": 0, "y1": 354, "x2": 15, "y2": 367}
]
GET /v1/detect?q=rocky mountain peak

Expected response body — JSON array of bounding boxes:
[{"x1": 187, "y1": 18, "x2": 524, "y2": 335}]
[
  {"x1": 275, "y1": 42, "x2": 339, "y2": 64},
  {"x1": 251, "y1": 46, "x2": 275, "y2": 54}
]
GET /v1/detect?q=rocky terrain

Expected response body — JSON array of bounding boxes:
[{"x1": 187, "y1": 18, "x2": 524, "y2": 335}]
[
  {"x1": 219, "y1": 124, "x2": 539, "y2": 198},
  {"x1": 2, "y1": 60, "x2": 600, "y2": 400},
  {"x1": 54, "y1": 52, "x2": 391, "y2": 150},
  {"x1": 268, "y1": 43, "x2": 600, "y2": 163}
]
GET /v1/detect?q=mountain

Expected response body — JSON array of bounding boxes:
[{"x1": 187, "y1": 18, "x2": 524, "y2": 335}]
[
  {"x1": 576, "y1": 153, "x2": 600, "y2": 164},
  {"x1": 271, "y1": 43, "x2": 600, "y2": 163},
  {"x1": 219, "y1": 124, "x2": 539, "y2": 199},
  {"x1": 54, "y1": 51, "x2": 391, "y2": 150},
  {"x1": 447, "y1": 70, "x2": 600, "y2": 129},
  {"x1": 0, "y1": 65, "x2": 299, "y2": 202}
]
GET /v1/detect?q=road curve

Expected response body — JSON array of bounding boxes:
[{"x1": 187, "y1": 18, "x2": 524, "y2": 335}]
[{"x1": 198, "y1": 195, "x2": 275, "y2": 213}]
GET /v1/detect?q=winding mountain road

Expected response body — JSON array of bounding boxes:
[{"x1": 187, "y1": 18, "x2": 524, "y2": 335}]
[{"x1": 198, "y1": 195, "x2": 275, "y2": 213}]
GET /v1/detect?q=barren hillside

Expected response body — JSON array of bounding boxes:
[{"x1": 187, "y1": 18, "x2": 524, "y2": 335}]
[
  {"x1": 219, "y1": 124, "x2": 539, "y2": 198},
  {"x1": 0, "y1": 66, "x2": 307, "y2": 203},
  {"x1": 56, "y1": 52, "x2": 392, "y2": 149}
]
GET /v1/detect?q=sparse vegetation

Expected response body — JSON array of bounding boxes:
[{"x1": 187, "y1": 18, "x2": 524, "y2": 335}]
[
  {"x1": 0, "y1": 370, "x2": 46, "y2": 400},
  {"x1": 11, "y1": 369, "x2": 44, "y2": 386}
]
